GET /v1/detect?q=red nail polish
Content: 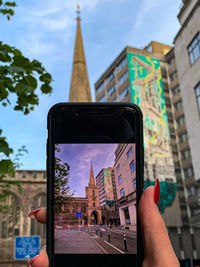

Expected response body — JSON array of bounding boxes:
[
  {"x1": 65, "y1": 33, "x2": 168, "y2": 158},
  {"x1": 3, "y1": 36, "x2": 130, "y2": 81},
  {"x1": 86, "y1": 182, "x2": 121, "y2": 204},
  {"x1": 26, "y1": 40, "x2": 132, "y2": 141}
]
[
  {"x1": 27, "y1": 255, "x2": 38, "y2": 266},
  {"x1": 28, "y1": 208, "x2": 42, "y2": 219},
  {"x1": 154, "y1": 178, "x2": 160, "y2": 204}
]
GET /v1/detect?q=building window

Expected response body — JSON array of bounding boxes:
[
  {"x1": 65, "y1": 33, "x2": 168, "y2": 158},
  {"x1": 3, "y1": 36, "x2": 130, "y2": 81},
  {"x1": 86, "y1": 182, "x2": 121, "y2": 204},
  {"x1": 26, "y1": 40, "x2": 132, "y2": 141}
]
[
  {"x1": 187, "y1": 186, "x2": 197, "y2": 197},
  {"x1": 133, "y1": 179, "x2": 136, "y2": 190},
  {"x1": 169, "y1": 57, "x2": 175, "y2": 65},
  {"x1": 107, "y1": 72, "x2": 115, "y2": 84},
  {"x1": 172, "y1": 86, "x2": 180, "y2": 96},
  {"x1": 116, "y1": 164, "x2": 120, "y2": 172},
  {"x1": 176, "y1": 116, "x2": 185, "y2": 127},
  {"x1": 118, "y1": 175, "x2": 122, "y2": 185},
  {"x1": 130, "y1": 160, "x2": 136, "y2": 173},
  {"x1": 118, "y1": 72, "x2": 129, "y2": 87},
  {"x1": 22, "y1": 171, "x2": 26, "y2": 178},
  {"x1": 120, "y1": 87, "x2": 130, "y2": 100},
  {"x1": 188, "y1": 32, "x2": 200, "y2": 65},
  {"x1": 174, "y1": 100, "x2": 183, "y2": 111},
  {"x1": 178, "y1": 132, "x2": 188, "y2": 144},
  {"x1": 31, "y1": 194, "x2": 46, "y2": 238},
  {"x1": 124, "y1": 207, "x2": 131, "y2": 224},
  {"x1": 107, "y1": 85, "x2": 116, "y2": 97},
  {"x1": 170, "y1": 72, "x2": 177, "y2": 81},
  {"x1": 96, "y1": 82, "x2": 105, "y2": 94},
  {"x1": 93, "y1": 202, "x2": 96, "y2": 207},
  {"x1": 117, "y1": 57, "x2": 127, "y2": 72},
  {"x1": 184, "y1": 167, "x2": 193, "y2": 178},
  {"x1": 181, "y1": 149, "x2": 191, "y2": 160},
  {"x1": 195, "y1": 82, "x2": 200, "y2": 112},
  {"x1": 33, "y1": 172, "x2": 37, "y2": 178},
  {"x1": 0, "y1": 194, "x2": 21, "y2": 239},
  {"x1": 99, "y1": 95, "x2": 106, "y2": 102},
  {"x1": 126, "y1": 146, "x2": 133, "y2": 159},
  {"x1": 120, "y1": 188, "x2": 125, "y2": 197}
]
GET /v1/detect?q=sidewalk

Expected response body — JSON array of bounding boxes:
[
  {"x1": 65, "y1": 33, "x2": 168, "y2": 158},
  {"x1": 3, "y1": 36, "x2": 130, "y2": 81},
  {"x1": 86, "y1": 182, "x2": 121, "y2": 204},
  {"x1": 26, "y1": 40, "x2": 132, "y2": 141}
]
[{"x1": 54, "y1": 229, "x2": 103, "y2": 254}]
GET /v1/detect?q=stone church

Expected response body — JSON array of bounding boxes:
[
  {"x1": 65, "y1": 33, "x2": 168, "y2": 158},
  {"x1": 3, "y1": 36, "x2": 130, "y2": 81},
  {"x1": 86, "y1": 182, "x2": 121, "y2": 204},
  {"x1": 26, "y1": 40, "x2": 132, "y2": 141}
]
[{"x1": 55, "y1": 161, "x2": 102, "y2": 226}]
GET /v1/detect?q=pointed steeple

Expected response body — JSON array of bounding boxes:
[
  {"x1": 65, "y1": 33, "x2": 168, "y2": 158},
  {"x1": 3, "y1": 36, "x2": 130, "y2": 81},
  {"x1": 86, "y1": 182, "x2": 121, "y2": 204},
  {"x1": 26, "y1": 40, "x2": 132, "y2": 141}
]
[
  {"x1": 69, "y1": 7, "x2": 92, "y2": 102},
  {"x1": 88, "y1": 161, "x2": 95, "y2": 186}
]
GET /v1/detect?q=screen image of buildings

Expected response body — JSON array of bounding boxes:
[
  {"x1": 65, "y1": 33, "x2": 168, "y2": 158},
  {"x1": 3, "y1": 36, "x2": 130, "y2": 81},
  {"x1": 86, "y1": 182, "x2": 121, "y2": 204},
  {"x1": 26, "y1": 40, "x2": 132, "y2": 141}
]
[
  {"x1": 54, "y1": 144, "x2": 136, "y2": 232},
  {"x1": 54, "y1": 143, "x2": 137, "y2": 254}
]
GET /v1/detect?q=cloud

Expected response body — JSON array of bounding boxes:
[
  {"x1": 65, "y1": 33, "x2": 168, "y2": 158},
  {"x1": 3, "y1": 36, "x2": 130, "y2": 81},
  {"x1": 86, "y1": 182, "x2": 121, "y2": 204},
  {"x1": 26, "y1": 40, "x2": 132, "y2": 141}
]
[{"x1": 134, "y1": 0, "x2": 160, "y2": 30}]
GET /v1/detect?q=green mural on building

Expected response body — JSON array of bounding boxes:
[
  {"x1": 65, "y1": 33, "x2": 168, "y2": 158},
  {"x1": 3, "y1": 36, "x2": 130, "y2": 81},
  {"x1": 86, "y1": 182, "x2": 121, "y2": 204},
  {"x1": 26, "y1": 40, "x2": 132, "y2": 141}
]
[
  {"x1": 127, "y1": 52, "x2": 177, "y2": 214},
  {"x1": 103, "y1": 169, "x2": 114, "y2": 208}
]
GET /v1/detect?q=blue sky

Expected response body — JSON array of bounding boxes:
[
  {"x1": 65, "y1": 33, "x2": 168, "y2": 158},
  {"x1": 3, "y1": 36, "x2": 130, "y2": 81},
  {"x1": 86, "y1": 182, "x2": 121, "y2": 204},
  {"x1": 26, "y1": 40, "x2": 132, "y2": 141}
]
[
  {"x1": 56, "y1": 144, "x2": 117, "y2": 196},
  {"x1": 0, "y1": 0, "x2": 181, "y2": 170}
]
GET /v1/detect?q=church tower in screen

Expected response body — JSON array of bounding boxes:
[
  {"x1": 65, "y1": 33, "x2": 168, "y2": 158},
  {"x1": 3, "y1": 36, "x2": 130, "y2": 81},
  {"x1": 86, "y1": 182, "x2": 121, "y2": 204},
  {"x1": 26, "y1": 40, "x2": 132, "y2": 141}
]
[
  {"x1": 69, "y1": 6, "x2": 92, "y2": 102},
  {"x1": 85, "y1": 161, "x2": 102, "y2": 224}
]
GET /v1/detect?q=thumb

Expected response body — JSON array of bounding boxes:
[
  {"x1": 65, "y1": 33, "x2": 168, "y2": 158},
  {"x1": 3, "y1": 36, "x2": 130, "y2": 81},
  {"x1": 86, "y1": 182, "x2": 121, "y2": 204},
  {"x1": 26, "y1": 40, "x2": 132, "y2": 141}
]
[{"x1": 139, "y1": 185, "x2": 179, "y2": 266}]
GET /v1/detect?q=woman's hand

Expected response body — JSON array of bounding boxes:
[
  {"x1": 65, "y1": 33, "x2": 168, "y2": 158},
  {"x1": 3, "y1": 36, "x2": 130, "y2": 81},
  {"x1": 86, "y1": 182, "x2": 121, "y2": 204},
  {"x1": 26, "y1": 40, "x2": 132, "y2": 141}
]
[{"x1": 27, "y1": 183, "x2": 180, "y2": 267}]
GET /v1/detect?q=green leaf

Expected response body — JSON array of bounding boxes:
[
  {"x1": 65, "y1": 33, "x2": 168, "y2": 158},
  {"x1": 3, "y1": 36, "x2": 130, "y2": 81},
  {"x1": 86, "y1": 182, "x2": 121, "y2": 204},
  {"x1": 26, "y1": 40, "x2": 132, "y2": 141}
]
[
  {"x1": 0, "y1": 159, "x2": 15, "y2": 174},
  {"x1": 0, "y1": 83, "x2": 8, "y2": 100},
  {"x1": 5, "y1": 2, "x2": 16, "y2": 7},
  {"x1": 39, "y1": 73, "x2": 52, "y2": 83},
  {"x1": 12, "y1": 55, "x2": 31, "y2": 71},
  {"x1": 13, "y1": 49, "x2": 22, "y2": 56},
  {"x1": 41, "y1": 83, "x2": 52, "y2": 94},
  {"x1": 7, "y1": 65, "x2": 26, "y2": 74},
  {"x1": 0, "y1": 8, "x2": 14, "y2": 16},
  {"x1": 15, "y1": 75, "x2": 37, "y2": 94}
]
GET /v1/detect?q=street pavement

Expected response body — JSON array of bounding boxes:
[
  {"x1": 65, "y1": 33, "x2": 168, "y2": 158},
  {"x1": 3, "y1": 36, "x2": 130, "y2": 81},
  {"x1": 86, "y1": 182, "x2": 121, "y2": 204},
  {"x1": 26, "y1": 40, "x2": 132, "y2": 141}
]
[
  {"x1": 55, "y1": 225, "x2": 136, "y2": 254},
  {"x1": 55, "y1": 229, "x2": 103, "y2": 254}
]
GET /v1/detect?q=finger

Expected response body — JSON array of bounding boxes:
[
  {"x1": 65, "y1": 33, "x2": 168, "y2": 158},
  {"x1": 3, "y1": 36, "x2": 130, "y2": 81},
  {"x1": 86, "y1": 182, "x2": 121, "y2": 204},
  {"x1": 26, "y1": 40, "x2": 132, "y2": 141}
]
[
  {"x1": 27, "y1": 250, "x2": 49, "y2": 267},
  {"x1": 139, "y1": 186, "x2": 179, "y2": 266},
  {"x1": 28, "y1": 208, "x2": 47, "y2": 224}
]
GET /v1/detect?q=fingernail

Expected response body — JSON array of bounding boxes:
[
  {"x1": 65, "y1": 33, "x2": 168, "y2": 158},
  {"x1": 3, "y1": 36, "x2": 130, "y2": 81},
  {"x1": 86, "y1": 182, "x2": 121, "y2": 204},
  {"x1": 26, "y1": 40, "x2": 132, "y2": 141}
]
[
  {"x1": 154, "y1": 178, "x2": 160, "y2": 204},
  {"x1": 27, "y1": 255, "x2": 39, "y2": 266},
  {"x1": 28, "y1": 208, "x2": 43, "y2": 219}
]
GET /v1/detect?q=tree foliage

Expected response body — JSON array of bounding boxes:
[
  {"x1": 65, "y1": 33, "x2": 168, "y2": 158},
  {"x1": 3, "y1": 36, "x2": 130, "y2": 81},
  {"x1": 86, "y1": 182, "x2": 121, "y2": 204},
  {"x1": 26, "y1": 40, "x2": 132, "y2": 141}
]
[
  {"x1": 54, "y1": 145, "x2": 73, "y2": 214},
  {"x1": 0, "y1": 1, "x2": 53, "y2": 209}
]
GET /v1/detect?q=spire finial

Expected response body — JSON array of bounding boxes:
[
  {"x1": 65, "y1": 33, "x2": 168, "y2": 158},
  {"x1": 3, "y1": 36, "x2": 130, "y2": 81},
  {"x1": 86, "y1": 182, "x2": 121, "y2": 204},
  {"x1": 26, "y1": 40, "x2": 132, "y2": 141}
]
[{"x1": 76, "y1": 4, "x2": 81, "y2": 18}]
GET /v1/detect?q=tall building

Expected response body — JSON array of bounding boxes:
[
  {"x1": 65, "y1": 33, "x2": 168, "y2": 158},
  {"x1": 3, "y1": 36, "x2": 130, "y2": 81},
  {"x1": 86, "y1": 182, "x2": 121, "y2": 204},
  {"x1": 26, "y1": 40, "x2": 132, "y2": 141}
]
[
  {"x1": 113, "y1": 144, "x2": 137, "y2": 231},
  {"x1": 95, "y1": 167, "x2": 119, "y2": 225},
  {"x1": 95, "y1": 44, "x2": 182, "y2": 227},
  {"x1": 174, "y1": 0, "x2": 200, "y2": 227},
  {"x1": 69, "y1": 7, "x2": 92, "y2": 102},
  {"x1": 94, "y1": 42, "x2": 200, "y2": 263}
]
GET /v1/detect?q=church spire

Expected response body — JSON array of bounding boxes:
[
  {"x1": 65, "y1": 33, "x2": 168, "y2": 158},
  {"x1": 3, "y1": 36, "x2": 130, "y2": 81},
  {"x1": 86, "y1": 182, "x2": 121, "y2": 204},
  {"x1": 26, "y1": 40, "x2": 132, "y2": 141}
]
[
  {"x1": 69, "y1": 5, "x2": 92, "y2": 102},
  {"x1": 88, "y1": 161, "x2": 95, "y2": 186}
]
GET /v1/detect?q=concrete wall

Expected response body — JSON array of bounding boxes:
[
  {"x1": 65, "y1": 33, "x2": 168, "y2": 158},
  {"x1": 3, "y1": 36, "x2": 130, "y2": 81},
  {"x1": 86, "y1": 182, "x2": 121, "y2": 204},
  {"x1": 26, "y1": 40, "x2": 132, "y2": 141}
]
[{"x1": 174, "y1": 4, "x2": 200, "y2": 181}]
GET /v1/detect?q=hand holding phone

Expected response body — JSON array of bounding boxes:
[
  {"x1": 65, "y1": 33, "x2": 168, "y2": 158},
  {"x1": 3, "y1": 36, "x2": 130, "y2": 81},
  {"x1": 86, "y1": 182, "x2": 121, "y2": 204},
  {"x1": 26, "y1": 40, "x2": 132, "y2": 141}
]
[{"x1": 28, "y1": 186, "x2": 180, "y2": 267}]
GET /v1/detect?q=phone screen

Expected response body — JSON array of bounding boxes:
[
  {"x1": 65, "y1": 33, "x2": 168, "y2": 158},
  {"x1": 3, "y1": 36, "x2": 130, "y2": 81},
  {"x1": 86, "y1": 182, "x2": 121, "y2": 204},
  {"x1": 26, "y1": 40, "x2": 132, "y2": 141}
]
[{"x1": 54, "y1": 143, "x2": 137, "y2": 256}]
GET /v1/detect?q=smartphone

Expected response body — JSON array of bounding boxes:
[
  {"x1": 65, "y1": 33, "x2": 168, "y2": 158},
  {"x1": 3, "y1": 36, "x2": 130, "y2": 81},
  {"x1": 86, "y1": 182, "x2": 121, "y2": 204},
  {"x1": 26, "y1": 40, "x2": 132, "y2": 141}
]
[{"x1": 47, "y1": 103, "x2": 144, "y2": 267}]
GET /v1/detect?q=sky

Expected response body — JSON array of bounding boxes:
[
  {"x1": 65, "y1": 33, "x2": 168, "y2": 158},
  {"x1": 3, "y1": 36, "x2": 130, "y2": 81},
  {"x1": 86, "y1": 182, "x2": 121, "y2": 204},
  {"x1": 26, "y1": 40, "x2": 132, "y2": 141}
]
[
  {"x1": 56, "y1": 144, "x2": 118, "y2": 196},
  {"x1": 0, "y1": 0, "x2": 182, "y2": 170}
]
